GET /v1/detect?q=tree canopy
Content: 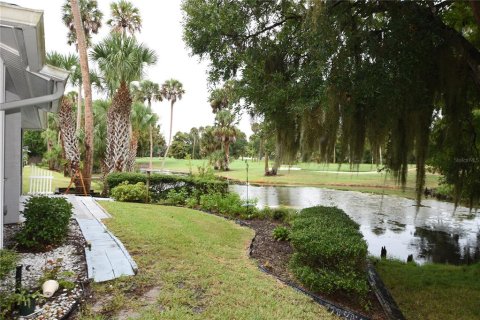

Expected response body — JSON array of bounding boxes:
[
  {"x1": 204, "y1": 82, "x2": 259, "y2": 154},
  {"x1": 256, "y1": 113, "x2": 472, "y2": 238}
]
[{"x1": 182, "y1": 0, "x2": 480, "y2": 207}]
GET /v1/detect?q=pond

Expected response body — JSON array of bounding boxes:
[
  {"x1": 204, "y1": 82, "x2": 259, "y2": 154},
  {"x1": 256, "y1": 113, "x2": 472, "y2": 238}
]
[{"x1": 229, "y1": 184, "x2": 480, "y2": 265}]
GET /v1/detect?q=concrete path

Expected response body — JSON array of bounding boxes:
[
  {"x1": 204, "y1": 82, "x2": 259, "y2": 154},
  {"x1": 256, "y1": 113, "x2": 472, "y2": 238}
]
[{"x1": 69, "y1": 196, "x2": 137, "y2": 282}]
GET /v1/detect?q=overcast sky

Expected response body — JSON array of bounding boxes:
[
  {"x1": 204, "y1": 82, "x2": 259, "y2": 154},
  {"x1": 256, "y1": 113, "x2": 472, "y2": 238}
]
[{"x1": 12, "y1": 0, "x2": 253, "y2": 137}]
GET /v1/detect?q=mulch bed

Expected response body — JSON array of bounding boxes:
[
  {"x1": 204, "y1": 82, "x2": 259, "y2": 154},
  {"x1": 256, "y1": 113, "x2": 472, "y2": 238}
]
[
  {"x1": 241, "y1": 219, "x2": 387, "y2": 320},
  {"x1": 2, "y1": 220, "x2": 89, "y2": 320}
]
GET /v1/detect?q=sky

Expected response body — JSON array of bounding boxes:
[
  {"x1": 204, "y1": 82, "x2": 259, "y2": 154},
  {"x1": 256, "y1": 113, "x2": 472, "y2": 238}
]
[{"x1": 12, "y1": 0, "x2": 253, "y2": 138}]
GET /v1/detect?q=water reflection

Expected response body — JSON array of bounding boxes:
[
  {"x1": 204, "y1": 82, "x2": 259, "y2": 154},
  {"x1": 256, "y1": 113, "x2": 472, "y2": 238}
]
[{"x1": 230, "y1": 185, "x2": 480, "y2": 265}]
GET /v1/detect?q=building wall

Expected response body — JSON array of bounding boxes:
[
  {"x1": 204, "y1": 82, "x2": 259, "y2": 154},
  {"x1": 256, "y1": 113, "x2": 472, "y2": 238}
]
[{"x1": 4, "y1": 112, "x2": 21, "y2": 224}]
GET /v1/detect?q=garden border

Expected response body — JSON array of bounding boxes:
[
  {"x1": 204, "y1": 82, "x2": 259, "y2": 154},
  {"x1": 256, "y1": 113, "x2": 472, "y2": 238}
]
[{"x1": 242, "y1": 228, "x2": 371, "y2": 320}]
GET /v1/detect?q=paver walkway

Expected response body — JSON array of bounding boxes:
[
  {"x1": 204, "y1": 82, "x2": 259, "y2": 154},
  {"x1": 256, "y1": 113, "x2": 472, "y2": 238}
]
[{"x1": 68, "y1": 196, "x2": 138, "y2": 282}]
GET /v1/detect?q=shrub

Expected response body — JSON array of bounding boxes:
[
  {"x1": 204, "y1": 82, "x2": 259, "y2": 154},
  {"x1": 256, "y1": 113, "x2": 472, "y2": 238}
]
[
  {"x1": 111, "y1": 181, "x2": 148, "y2": 202},
  {"x1": 289, "y1": 206, "x2": 369, "y2": 300},
  {"x1": 165, "y1": 188, "x2": 189, "y2": 205},
  {"x1": 0, "y1": 249, "x2": 18, "y2": 280},
  {"x1": 16, "y1": 196, "x2": 73, "y2": 249},
  {"x1": 106, "y1": 172, "x2": 228, "y2": 201},
  {"x1": 258, "y1": 206, "x2": 297, "y2": 222},
  {"x1": 272, "y1": 226, "x2": 290, "y2": 241},
  {"x1": 199, "y1": 192, "x2": 255, "y2": 218}
]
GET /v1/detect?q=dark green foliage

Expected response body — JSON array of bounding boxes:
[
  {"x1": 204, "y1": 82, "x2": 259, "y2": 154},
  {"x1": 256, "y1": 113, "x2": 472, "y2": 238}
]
[
  {"x1": 199, "y1": 192, "x2": 250, "y2": 218},
  {"x1": 16, "y1": 196, "x2": 73, "y2": 250},
  {"x1": 106, "y1": 172, "x2": 228, "y2": 201},
  {"x1": 272, "y1": 226, "x2": 290, "y2": 241},
  {"x1": 165, "y1": 188, "x2": 189, "y2": 205},
  {"x1": 23, "y1": 130, "x2": 47, "y2": 157},
  {"x1": 110, "y1": 182, "x2": 148, "y2": 202},
  {"x1": 0, "y1": 249, "x2": 18, "y2": 280},
  {"x1": 257, "y1": 207, "x2": 297, "y2": 223},
  {"x1": 289, "y1": 206, "x2": 369, "y2": 301},
  {"x1": 182, "y1": 0, "x2": 480, "y2": 207}
]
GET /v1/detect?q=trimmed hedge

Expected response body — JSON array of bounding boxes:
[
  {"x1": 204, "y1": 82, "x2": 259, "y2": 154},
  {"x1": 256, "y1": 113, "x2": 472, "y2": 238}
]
[
  {"x1": 106, "y1": 172, "x2": 228, "y2": 201},
  {"x1": 289, "y1": 206, "x2": 369, "y2": 301}
]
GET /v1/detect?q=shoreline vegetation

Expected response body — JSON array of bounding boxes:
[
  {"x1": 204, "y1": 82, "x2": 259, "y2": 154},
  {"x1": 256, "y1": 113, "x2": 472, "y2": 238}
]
[{"x1": 136, "y1": 157, "x2": 440, "y2": 199}]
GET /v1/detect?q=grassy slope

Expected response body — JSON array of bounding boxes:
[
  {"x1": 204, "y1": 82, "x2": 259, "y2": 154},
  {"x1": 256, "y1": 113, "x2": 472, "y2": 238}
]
[
  {"x1": 22, "y1": 166, "x2": 101, "y2": 194},
  {"x1": 376, "y1": 260, "x2": 480, "y2": 320},
  {"x1": 79, "y1": 202, "x2": 336, "y2": 320},
  {"x1": 137, "y1": 158, "x2": 440, "y2": 199}
]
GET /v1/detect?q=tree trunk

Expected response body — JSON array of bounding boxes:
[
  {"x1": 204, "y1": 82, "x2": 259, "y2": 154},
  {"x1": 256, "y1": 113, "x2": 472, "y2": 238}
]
[
  {"x1": 58, "y1": 98, "x2": 81, "y2": 191},
  {"x1": 333, "y1": 143, "x2": 336, "y2": 164},
  {"x1": 105, "y1": 82, "x2": 132, "y2": 173},
  {"x1": 148, "y1": 100, "x2": 153, "y2": 170},
  {"x1": 224, "y1": 141, "x2": 230, "y2": 170},
  {"x1": 471, "y1": 1, "x2": 480, "y2": 28},
  {"x1": 192, "y1": 136, "x2": 196, "y2": 159},
  {"x1": 264, "y1": 151, "x2": 269, "y2": 174},
  {"x1": 76, "y1": 83, "x2": 82, "y2": 134},
  {"x1": 71, "y1": 0, "x2": 93, "y2": 193},
  {"x1": 149, "y1": 125, "x2": 153, "y2": 169},
  {"x1": 162, "y1": 101, "x2": 174, "y2": 169}
]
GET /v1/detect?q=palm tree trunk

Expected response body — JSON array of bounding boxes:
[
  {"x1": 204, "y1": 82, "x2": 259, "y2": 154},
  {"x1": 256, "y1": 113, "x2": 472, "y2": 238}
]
[
  {"x1": 192, "y1": 136, "x2": 196, "y2": 159},
  {"x1": 264, "y1": 151, "x2": 269, "y2": 174},
  {"x1": 161, "y1": 101, "x2": 174, "y2": 169},
  {"x1": 225, "y1": 141, "x2": 230, "y2": 170},
  {"x1": 106, "y1": 82, "x2": 132, "y2": 173},
  {"x1": 76, "y1": 83, "x2": 82, "y2": 134},
  {"x1": 149, "y1": 125, "x2": 153, "y2": 169},
  {"x1": 71, "y1": 0, "x2": 93, "y2": 193},
  {"x1": 148, "y1": 101, "x2": 153, "y2": 170}
]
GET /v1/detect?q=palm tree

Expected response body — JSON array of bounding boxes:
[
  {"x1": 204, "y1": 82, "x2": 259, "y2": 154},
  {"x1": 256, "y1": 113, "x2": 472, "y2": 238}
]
[
  {"x1": 107, "y1": 0, "x2": 142, "y2": 37},
  {"x1": 46, "y1": 52, "x2": 102, "y2": 134},
  {"x1": 62, "y1": 0, "x2": 103, "y2": 47},
  {"x1": 160, "y1": 79, "x2": 185, "y2": 168},
  {"x1": 189, "y1": 127, "x2": 199, "y2": 159},
  {"x1": 69, "y1": 0, "x2": 95, "y2": 193},
  {"x1": 92, "y1": 34, "x2": 157, "y2": 172},
  {"x1": 131, "y1": 80, "x2": 162, "y2": 169},
  {"x1": 128, "y1": 102, "x2": 158, "y2": 170},
  {"x1": 213, "y1": 110, "x2": 239, "y2": 171}
]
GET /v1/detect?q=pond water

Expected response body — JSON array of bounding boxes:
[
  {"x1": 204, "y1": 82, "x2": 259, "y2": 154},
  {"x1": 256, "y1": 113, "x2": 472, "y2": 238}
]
[{"x1": 229, "y1": 185, "x2": 480, "y2": 265}]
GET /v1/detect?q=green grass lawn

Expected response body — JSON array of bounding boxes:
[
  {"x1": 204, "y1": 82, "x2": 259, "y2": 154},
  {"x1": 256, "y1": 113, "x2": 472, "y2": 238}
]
[
  {"x1": 78, "y1": 202, "x2": 336, "y2": 320},
  {"x1": 22, "y1": 166, "x2": 102, "y2": 194},
  {"x1": 136, "y1": 157, "x2": 440, "y2": 199},
  {"x1": 376, "y1": 259, "x2": 480, "y2": 320}
]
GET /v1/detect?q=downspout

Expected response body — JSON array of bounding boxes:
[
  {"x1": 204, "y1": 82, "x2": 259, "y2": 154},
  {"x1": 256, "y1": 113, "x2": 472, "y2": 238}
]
[{"x1": 0, "y1": 59, "x2": 5, "y2": 249}]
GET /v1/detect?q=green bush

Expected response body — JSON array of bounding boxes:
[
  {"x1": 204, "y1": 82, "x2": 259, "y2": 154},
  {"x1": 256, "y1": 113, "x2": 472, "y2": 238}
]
[
  {"x1": 272, "y1": 226, "x2": 290, "y2": 241},
  {"x1": 106, "y1": 172, "x2": 228, "y2": 201},
  {"x1": 258, "y1": 206, "x2": 297, "y2": 222},
  {"x1": 289, "y1": 206, "x2": 369, "y2": 300},
  {"x1": 165, "y1": 188, "x2": 189, "y2": 205},
  {"x1": 16, "y1": 196, "x2": 73, "y2": 249},
  {"x1": 199, "y1": 192, "x2": 255, "y2": 218},
  {"x1": 111, "y1": 181, "x2": 148, "y2": 202},
  {"x1": 0, "y1": 249, "x2": 18, "y2": 280}
]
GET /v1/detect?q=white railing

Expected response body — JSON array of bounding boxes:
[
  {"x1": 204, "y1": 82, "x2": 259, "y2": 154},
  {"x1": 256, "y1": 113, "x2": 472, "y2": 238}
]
[{"x1": 28, "y1": 165, "x2": 53, "y2": 195}]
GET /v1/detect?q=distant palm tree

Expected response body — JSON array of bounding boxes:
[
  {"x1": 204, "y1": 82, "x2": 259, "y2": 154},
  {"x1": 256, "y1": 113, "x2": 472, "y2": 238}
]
[
  {"x1": 92, "y1": 34, "x2": 157, "y2": 172},
  {"x1": 213, "y1": 110, "x2": 239, "y2": 171},
  {"x1": 189, "y1": 127, "x2": 199, "y2": 159},
  {"x1": 160, "y1": 79, "x2": 185, "y2": 168},
  {"x1": 128, "y1": 102, "x2": 158, "y2": 170},
  {"x1": 107, "y1": 0, "x2": 142, "y2": 36},
  {"x1": 131, "y1": 80, "x2": 162, "y2": 169},
  {"x1": 62, "y1": 0, "x2": 103, "y2": 47}
]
